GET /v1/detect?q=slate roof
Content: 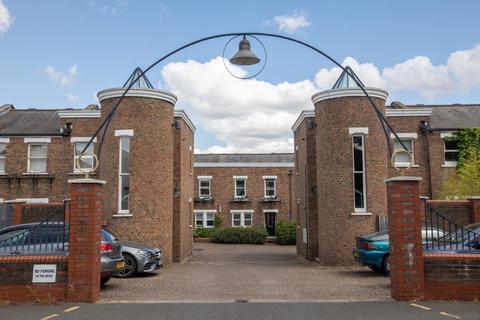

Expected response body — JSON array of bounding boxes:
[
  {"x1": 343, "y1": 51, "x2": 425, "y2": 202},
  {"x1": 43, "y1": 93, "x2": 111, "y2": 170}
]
[
  {"x1": 0, "y1": 109, "x2": 61, "y2": 136},
  {"x1": 195, "y1": 153, "x2": 294, "y2": 163}
]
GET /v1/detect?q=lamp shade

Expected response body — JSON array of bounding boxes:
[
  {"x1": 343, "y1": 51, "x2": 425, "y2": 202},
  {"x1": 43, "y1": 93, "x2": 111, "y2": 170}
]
[{"x1": 229, "y1": 35, "x2": 261, "y2": 66}]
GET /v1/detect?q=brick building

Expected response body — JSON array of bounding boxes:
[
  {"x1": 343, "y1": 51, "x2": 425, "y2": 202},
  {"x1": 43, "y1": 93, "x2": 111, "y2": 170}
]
[
  {"x1": 293, "y1": 67, "x2": 480, "y2": 264},
  {"x1": 193, "y1": 154, "x2": 295, "y2": 237},
  {"x1": 0, "y1": 69, "x2": 196, "y2": 263}
]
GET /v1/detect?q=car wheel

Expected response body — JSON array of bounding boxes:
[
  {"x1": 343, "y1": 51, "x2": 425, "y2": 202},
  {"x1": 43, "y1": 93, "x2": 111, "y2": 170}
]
[
  {"x1": 100, "y1": 277, "x2": 110, "y2": 286},
  {"x1": 118, "y1": 253, "x2": 136, "y2": 278},
  {"x1": 368, "y1": 265, "x2": 380, "y2": 273},
  {"x1": 381, "y1": 255, "x2": 390, "y2": 276}
]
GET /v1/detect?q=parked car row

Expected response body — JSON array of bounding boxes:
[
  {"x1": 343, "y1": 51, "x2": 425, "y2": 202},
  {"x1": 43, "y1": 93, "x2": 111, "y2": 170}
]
[
  {"x1": 0, "y1": 222, "x2": 163, "y2": 285},
  {"x1": 353, "y1": 223, "x2": 480, "y2": 275}
]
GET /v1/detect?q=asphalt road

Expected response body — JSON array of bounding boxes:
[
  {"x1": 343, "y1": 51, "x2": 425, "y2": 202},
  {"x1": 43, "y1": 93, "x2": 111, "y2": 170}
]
[{"x1": 1, "y1": 301, "x2": 479, "y2": 320}]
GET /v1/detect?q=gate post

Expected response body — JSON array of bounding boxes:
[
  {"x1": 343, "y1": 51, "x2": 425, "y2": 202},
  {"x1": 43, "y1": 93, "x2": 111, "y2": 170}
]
[
  {"x1": 386, "y1": 176, "x2": 424, "y2": 301},
  {"x1": 66, "y1": 178, "x2": 106, "y2": 302},
  {"x1": 467, "y1": 196, "x2": 480, "y2": 223}
]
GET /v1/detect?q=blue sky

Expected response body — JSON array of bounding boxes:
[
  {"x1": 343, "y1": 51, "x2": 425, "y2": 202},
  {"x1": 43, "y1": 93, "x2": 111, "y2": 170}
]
[{"x1": 1, "y1": 1, "x2": 480, "y2": 152}]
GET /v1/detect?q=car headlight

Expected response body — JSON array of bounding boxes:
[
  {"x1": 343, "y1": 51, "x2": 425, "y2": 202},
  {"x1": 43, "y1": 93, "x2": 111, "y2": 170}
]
[{"x1": 138, "y1": 250, "x2": 152, "y2": 258}]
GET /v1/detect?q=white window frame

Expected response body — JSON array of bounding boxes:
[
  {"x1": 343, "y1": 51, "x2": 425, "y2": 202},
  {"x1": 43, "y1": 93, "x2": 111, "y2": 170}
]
[
  {"x1": 198, "y1": 176, "x2": 212, "y2": 199},
  {"x1": 194, "y1": 210, "x2": 216, "y2": 228},
  {"x1": 441, "y1": 132, "x2": 459, "y2": 168},
  {"x1": 263, "y1": 176, "x2": 277, "y2": 198},
  {"x1": 352, "y1": 135, "x2": 367, "y2": 213},
  {"x1": 71, "y1": 138, "x2": 96, "y2": 173},
  {"x1": 27, "y1": 143, "x2": 48, "y2": 173},
  {"x1": 118, "y1": 136, "x2": 131, "y2": 215},
  {"x1": 234, "y1": 176, "x2": 247, "y2": 198},
  {"x1": 231, "y1": 210, "x2": 253, "y2": 227},
  {"x1": 392, "y1": 138, "x2": 415, "y2": 167},
  {"x1": 0, "y1": 142, "x2": 6, "y2": 173}
]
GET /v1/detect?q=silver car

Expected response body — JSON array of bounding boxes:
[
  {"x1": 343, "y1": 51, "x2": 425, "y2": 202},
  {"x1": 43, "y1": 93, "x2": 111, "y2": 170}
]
[{"x1": 117, "y1": 241, "x2": 162, "y2": 278}]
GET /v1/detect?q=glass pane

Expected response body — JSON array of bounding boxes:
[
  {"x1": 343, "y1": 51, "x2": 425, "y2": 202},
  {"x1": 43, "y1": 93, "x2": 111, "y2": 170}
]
[
  {"x1": 233, "y1": 219, "x2": 241, "y2": 226},
  {"x1": 233, "y1": 213, "x2": 241, "y2": 220},
  {"x1": 0, "y1": 144, "x2": 5, "y2": 157},
  {"x1": 120, "y1": 137, "x2": 130, "y2": 173},
  {"x1": 236, "y1": 180, "x2": 245, "y2": 187},
  {"x1": 445, "y1": 151, "x2": 459, "y2": 162},
  {"x1": 206, "y1": 220, "x2": 214, "y2": 227},
  {"x1": 244, "y1": 213, "x2": 252, "y2": 226},
  {"x1": 394, "y1": 139, "x2": 412, "y2": 152},
  {"x1": 30, "y1": 159, "x2": 47, "y2": 172},
  {"x1": 206, "y1": 213, "x2": 214, "y2": 221},
  {"x1": 265, "y1": 180, "x2": 275, "y2": 188},
  {"x1": 354, "y1": 173, "x2": 364, "y2": 209},
  {"x1": 75, "y1": 142, "x2": 93, "y2": 154},
  {"x1": 236, "y1": 187, "x2": 245, "y2": 197},
  {"x1": 394, "y1": 152, "x2": 411, "y2": 163},
  {"x1": 120, "y1": 175, "x2": 129, "y2": 210},
  {"x1": 444, "y1": 140, "x2": 459, "y2": 150},
  {"x1": 200, "y1": 188, "x2": 210, "y2": 196},
  {"x1": 353, "y1": 137, "x2": 363, "y2": 172},
  {"x1": 78, "y1": 157, "x2": 93, "y2": 170},
  {"x1": 200, "y1": 179, "x2": 210, "y2": 187},
  {"x1": 0, "y1": 159, "x2": 4, "y2": 172},
  {"x1": 30, "y1": 144, "x2": 47, "y2": 158},
  {"x1": 196, "y1": 219, "x2": 203, "y2": 227}
]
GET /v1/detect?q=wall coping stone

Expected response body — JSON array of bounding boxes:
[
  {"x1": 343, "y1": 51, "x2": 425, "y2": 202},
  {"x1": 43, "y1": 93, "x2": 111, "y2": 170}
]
[
  {"x1": 97, "y1": 87, "x2": 177, "y2": 105},
  {"x1": 68, "y1": 178, "x2": 106, "y2": 185},
  {"x1": 466, "y1": 196, "x2": 480, "y2": 200}
]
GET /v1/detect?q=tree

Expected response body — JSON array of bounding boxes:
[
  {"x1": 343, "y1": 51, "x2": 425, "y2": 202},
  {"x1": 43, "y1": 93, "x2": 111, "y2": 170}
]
[{"x1": 441, "y1": 154, "x2": 480, "y2": 199}]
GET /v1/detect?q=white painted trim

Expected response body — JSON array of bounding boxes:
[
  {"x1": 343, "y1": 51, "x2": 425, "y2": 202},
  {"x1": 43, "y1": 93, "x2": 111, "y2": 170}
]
[
  {"x1": 0, "y1": 138, "x2": 10, "y2": 143},
  {"x1": 118, "y1": 136, "x2": 131, "y2": 214},
  {"x1": 233, "y1": 176, "x2": 248, "y2": 179},
  {"x1": 291, "y1": 110, "x2": 315, "y2": 132},
  {"x1": 174, "y1": 110, "x2": 196, "y2": 133},
  {"x1": 440, "y1": 132, "x2": 456, "y2": 138},
  {"x1": 312, "y1": 87, "x2": 388, "y2": 104},
  {"x1": 68, "y1": 178, "x2": 106, "y2": 184},
  {"x1": 352, "y1": 135, "x2": 367, "y2": 213},
  {"x1": 194, "y1": 209, "x2": 217, "y2": 213},
  {"x1": 15, "y1": 198, "x2": 49, "y2": 203},
  {"x1": 348, "y1": 127, "x2": 369, "y2": 135},
  {"x1": 350, "y1": 212, "x2": 373, "y2": 216},
  {"x1": 24, "y1": 137, "x2": 51, "y2": 143},
  {"x1": 58, "y1": 110, "x2": 101, "y2": 118},
  {"x1": 114, "y1": 129, "x2": 134, "y2": 137},
  {"x1": 262, "y1": 209, "x2": 279, "y2": 213},
  {"x1": 442, "y1": 162, "x2": 457, "y2": 168},
  {"x1": 112, "y1": 213, "x2": 133, "y2": 218},
  {"x1": 262, "y1": 176, "x2": 277, "y2": 179},
  {"x1": 198, "y1": 177, "x2": 211, "y2": 199},
  {"x1": 231, "y1": 209, "x2": 254, "y2": 213},
  {"x1": 263, "y1": 177, "x2": 276, "y2": 199},
  {"x1": 197, "y1": 176, "x2": 212, "y2": 179},
  {"x1": 193, "y1": 210, "x2": 216, "y2": 228},
  {"x1": 390, "y1": 133, "x2": 418, "y2": 139},
  {"x1": 385, "y1": 109, "x2": 433, "y2": 117},
  {"x1": 231, "y1": 210, "x2": 254, "y2": 227},
  {"x1": 70, "y1": 137, "x2": 97, "y2": 143},
  {"x1": 97, "y1": 88, "x2": 177, "y2": 105},
  {"x1": 195, "y1": 162, "x2": 294, "y2": 168},
  {"x1": 27, "y1": 143, "x2": 48, "y2": 173}
]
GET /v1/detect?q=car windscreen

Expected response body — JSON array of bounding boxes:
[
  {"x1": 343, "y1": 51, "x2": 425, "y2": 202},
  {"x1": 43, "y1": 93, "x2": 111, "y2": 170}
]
[
  {"x1": 365, "y1": 230, "x2": 389, "y2": 241},
  {"x1": 102, "y1": 228, "x2": 118, "y2": 242}
]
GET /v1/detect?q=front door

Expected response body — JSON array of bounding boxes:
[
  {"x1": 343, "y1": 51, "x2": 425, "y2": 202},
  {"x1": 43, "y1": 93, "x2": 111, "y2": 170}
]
[{"x1": 265, "y1": 212, "x2": 276, "y2": 237}]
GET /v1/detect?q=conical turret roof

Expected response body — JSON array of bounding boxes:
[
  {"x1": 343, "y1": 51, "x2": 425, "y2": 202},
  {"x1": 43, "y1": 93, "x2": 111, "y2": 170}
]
[
  {"x1": 331, "y1": 66, "x2": 364, "y2": 89},
  {"x1": 123, "y1": 67, "x2": 154, "y2": 89}
]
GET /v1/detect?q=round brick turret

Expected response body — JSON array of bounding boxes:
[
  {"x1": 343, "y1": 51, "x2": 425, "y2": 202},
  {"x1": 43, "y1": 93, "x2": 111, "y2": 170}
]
[
  {"x1": 97, "y1": 88, "x2": 177, "y2": 263},
  {"x1": 313, "y1": 87, "x2": 388, "y2": 265}
]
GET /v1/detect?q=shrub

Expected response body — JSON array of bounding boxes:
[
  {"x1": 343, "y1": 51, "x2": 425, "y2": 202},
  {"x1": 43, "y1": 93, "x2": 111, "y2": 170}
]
[
  {"x1": 213, "y1": 216, "x2": 223, "y2": 228},
  {"x1": 211, "y1": 227, "x2": 267, "y2": 244},
  {"x1": 193, "y1": 228, "x2": 217, "y2": 239},
  {"x1": 275, "y1": 220, "x2": 296, "y2": 245}
]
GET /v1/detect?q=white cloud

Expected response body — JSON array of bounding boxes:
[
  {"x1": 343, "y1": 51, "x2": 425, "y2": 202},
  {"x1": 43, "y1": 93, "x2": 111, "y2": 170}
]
[
  {"x1": 0, "y1": 0, "x2": 14, "y2": 35},
  {"x1": 67, "y1": 93, "x2": 80, "y2": 102},
  {"x1": 383, "y1": 56, "x2": 454, "y2": 100},
  {"x1": 86, "y1": 0, "x2": 127, "y2": 15},
  {"x1": 447, "y1": 43, "x2": 480, "y2": 91},
  {"x1": 272, "y1": 10, "x2": 310, "y2": 34},
  {"x1": 43, "y1": 64, "x2": 78, "y2": 86}
]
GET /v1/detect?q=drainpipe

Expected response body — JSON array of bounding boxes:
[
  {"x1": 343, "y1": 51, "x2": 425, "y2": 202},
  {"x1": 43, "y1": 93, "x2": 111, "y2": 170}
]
[
  {"x1": 420, "y1": 121, "x2": 433, "y2": 198},
  {"x1": 288, "y1": 169, "x2": 293, "y2": 220},
  {"x1": 304, "y1": 163, "x2": 309, "y2": 260}
]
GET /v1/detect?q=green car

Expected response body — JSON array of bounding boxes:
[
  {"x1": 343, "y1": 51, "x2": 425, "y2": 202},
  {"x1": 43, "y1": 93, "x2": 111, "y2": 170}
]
[{"x1": 353, "y1": 228, "x2": 446, "y2": 275}]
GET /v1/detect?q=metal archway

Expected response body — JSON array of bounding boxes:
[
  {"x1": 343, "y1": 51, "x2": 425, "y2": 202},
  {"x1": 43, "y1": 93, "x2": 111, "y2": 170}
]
[{"x1": 83, "y1": 32, "x2": 408, "y2": 160}]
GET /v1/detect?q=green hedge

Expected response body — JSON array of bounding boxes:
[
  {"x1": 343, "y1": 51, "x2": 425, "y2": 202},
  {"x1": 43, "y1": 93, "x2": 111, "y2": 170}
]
[
  {"x1": 193, "y1": 227, "x2": 217, "y2": 239},
  {"x1": 211, "y1": 227, "x2": 267, "y2": 244},
  {"x1": 275, "y1": 220, "x2": 296, "y2": 245}
]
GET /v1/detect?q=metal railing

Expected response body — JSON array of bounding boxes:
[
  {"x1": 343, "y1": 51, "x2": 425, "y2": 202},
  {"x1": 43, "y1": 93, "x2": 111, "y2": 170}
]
[
  {"x1": 424, "y1": 204, "x2": 480, "y2": 252},
  {"x1": 0, "y1": 200, "x2": 69, "y2": 256}
]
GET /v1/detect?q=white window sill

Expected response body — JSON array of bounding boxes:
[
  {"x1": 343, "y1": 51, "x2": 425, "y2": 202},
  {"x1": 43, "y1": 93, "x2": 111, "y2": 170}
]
[
  {"x1": 69, "y1": 172, "x2": 96, "y2": 176},
  {"x1": 0, "y1": 173, "x2": 7, "y2": 176},
  {"x1": 351, "y1": 212, "x2": 373, "y2": 216},
  {"x1": 442, "y1": 163, "x2": 457, "y2": 168},
  {"x1": 113, "y1": 213, "x2": 133, "y2": 218},
  {"x1": 392, "y1": 164, "x2": 419, "y2": 168},
  {"x1": 22, "y1": 172, "x2": 50, "y2": 175}
]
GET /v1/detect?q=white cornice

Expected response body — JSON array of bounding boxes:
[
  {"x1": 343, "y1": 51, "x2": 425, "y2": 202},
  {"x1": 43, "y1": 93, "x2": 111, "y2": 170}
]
[
  {"x1": 58, "y1": 110, "x2": 101, "y2": 118},
  {"x1": 195, "y1": 162, "x2": 294, "y2": 168},
  {"x1": 385, "y1": 108, "x2": 433, "y2": 117},
  {"x1": 97, "y1": 88, "x2": 177, "y2": 105},
  {"x1": 174, "y1": 110, "x2": 196, "y2": 133},
  {"x1": 291, "y1": 110, "x2": 315, "y2": 132},
  {"x1": 311, "y1": 87, "x2": 389, "y2": 105}
]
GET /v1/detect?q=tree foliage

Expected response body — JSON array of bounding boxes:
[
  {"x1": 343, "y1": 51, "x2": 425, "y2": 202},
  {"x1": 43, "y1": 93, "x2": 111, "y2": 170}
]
[
  {"x1": 451, "y1": 128, "x2": 480, "y2": 168},
  {"x1": 441, "y1": 154, "x2": 480, "y2": 199}
]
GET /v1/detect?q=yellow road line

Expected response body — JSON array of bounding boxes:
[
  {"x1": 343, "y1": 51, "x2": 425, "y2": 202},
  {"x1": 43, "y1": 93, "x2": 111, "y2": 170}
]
[
  {"x1": 64, "y1": 306, "x2": 80, "y2": 313},
  {"x1": 440, "y1": 311, "x2": 461, "y2": 319},
  {"x1": 410, "y1": 303, "x2": 432, "y2": 311},
  {"x1": 39, "y1": 315, "x2": 59, "y2": 320}
]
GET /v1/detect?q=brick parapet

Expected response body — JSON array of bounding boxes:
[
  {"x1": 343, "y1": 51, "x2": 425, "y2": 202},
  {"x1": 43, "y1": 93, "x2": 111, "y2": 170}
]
[
  {"x1": 387, "y1": 176, "x2": 424, "y2": 301},
  {"x1": 467, "y1": 197, "x2": 480, "y2": 223}
]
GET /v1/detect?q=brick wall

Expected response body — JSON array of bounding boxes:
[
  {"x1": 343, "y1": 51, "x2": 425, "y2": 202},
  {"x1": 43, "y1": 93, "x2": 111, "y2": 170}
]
[
  {"x1": 426, "y1": 200, "x2": 472, "y2": 227},
  {"x1": 194, "y1": 166, "x2": 296, "y2": 229},
  {"x1": 172, "y1": 116, "x2": 194, "y2": 262},
  {"x1": 21, "y1": 203, "x2": 65, "y2": 224},
  {"x1": 424, "y1": 253, "x2": 480, "y2": 301},
  {"x1": 294, "y1": 117, "x2": 319, "y2": 260},
  {"x1": 0, "y1": 255, "x2": 67, "y2": 303}
]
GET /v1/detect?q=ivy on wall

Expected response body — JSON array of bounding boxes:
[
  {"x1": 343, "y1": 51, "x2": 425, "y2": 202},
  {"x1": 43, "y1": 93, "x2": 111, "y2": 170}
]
[{"x1": 452, "y1": 128, "x2": 480, "y2": 168}]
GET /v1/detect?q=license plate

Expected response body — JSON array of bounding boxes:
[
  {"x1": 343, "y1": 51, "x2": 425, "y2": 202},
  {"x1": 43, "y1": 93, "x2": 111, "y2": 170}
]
[
  {"x1": 353, "y1": 251, "x2": 360, "y2": 258},
  {"x1": 116, "y1": 261, "x2": 125, "y2": 269}
]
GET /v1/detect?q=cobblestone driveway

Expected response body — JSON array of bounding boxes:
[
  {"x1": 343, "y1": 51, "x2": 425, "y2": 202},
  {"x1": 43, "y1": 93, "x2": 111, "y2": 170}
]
[{"x1": 101, "y1": 243, "x2": 390, "y2": 302}]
